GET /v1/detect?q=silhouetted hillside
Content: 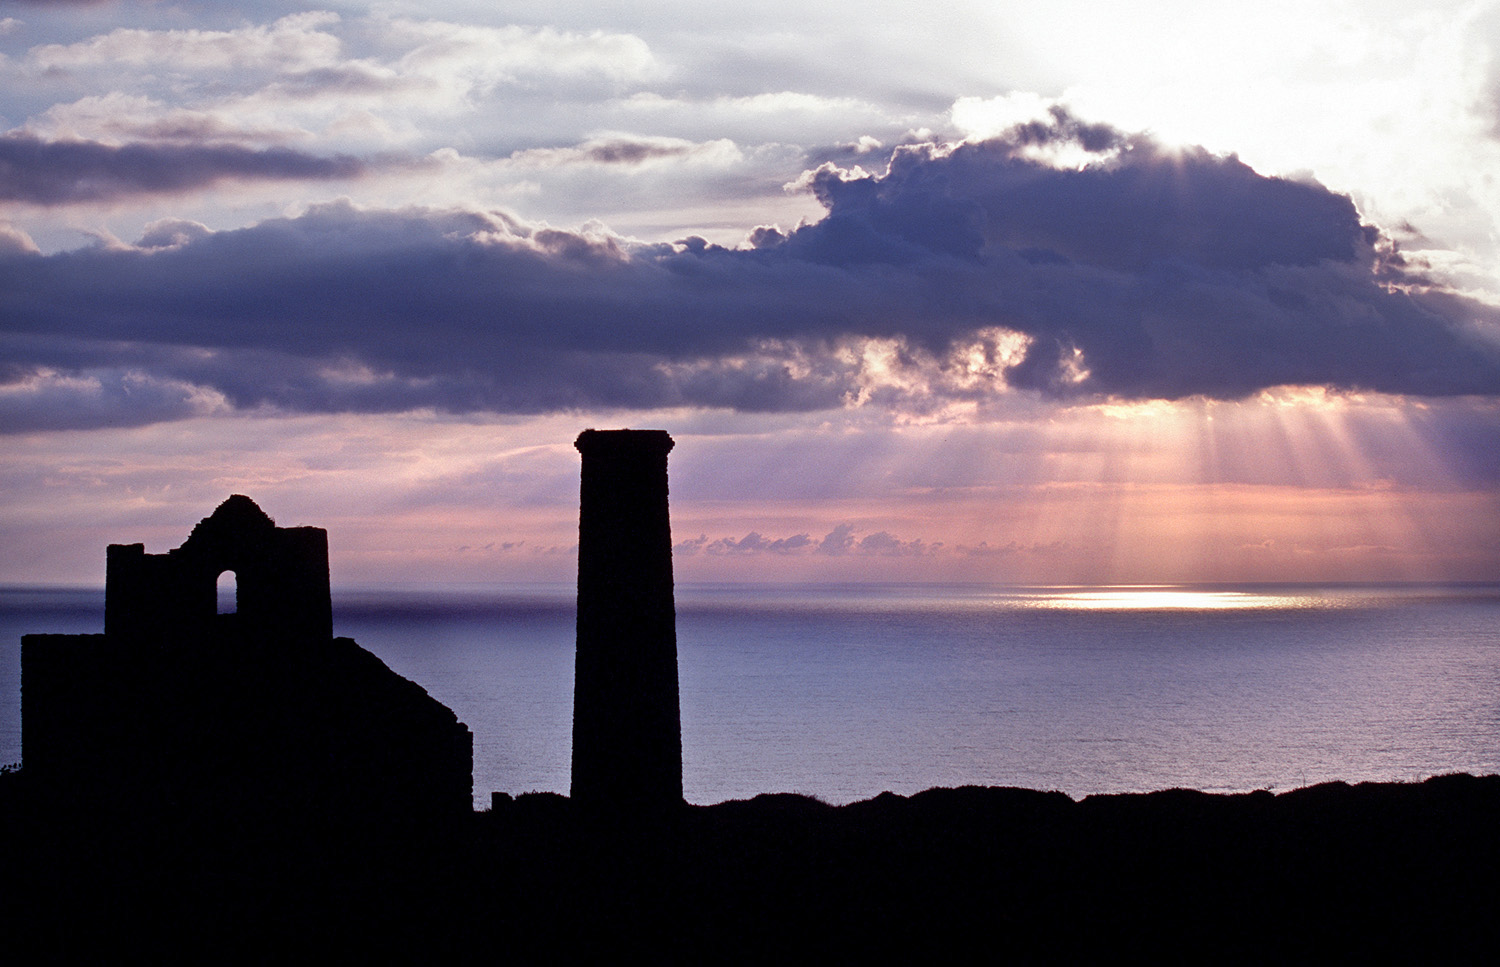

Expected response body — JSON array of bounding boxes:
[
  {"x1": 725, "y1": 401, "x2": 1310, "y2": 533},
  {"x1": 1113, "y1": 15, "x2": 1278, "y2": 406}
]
[{"x1": 4, "y1": 772, "x2": 1496, "y2": 960}]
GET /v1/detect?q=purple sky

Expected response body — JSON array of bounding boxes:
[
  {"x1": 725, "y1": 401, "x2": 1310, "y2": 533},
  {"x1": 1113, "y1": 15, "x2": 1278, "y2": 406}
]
[{"x1": 3, "y1": 1, "x2": 1499, "y2": 586}]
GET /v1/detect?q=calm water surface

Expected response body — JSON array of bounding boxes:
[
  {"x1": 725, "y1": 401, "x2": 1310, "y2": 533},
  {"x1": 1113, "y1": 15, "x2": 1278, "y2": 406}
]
[{"x1": 3, "y1": 583, "x2": 1498, "y2": 806}]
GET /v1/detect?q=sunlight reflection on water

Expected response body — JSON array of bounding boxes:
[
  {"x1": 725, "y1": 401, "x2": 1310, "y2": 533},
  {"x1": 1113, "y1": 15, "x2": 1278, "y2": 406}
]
[{"x1": 1022, "y1": 587, "x2": 1307, "y2": 610}]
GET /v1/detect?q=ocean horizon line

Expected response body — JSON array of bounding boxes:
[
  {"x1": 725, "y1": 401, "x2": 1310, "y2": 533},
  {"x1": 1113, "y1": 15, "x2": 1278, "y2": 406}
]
[{"x1": 7, "y1": 578, "x2": 1500, "y2": 594}]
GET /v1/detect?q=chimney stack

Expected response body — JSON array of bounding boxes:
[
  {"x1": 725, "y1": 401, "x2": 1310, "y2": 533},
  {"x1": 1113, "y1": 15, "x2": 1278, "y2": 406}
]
[{"x1": 570, "y1": 429, "x2": 683, "y2": 810}]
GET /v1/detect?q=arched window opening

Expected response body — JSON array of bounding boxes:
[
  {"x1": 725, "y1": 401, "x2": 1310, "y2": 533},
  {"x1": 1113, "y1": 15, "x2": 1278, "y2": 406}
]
[{"x1": 217, "y1": 570, "x2": 238, "y2": 614}]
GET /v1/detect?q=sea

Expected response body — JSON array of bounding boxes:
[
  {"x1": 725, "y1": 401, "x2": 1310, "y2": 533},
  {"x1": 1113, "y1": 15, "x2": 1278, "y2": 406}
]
[{"x1": 3, "y1": 582, "x2": 1498, "y2": 808}]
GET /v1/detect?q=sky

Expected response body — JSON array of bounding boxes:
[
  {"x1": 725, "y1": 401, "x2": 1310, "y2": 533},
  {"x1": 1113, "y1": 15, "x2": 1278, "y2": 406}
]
[{"x1": 3, "y1": 0, "x2": 1500, "y2": 587}]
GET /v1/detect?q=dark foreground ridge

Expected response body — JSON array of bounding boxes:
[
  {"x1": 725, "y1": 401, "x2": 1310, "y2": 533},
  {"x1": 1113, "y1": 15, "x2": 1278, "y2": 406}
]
[{"x1": 3, "y1": 774, "x2": 1498, "y2": 958}]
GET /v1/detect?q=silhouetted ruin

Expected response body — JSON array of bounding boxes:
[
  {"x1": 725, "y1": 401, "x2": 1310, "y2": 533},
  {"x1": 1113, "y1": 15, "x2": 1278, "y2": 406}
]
[
  {"x1": 21, "y1": 495, "x2": 472, "y2": 827},
  {"x1": 571, "y1": 429, "x2": 683, "y2": 810},
  {"x1": 104, "y1": 494, "x2": 332, "y2": 644}
]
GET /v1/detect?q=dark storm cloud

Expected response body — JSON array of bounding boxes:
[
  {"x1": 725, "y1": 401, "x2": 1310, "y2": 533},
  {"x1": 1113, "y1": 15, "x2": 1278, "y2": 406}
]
[
  {"x1": 3, "y1": 112, "x2": 1500, "y2": 430},
  {"x1": 781, "y1": 124, "x2": 1497, "y2": 400},
  {"x1": 580, "y1": 139, "x2": 694, "y2": 164},
  {"x1": 0, "y1": 367, "x2": 210, "y2": 431},
  {"x1": 782, "y1": 114, "x2": 1499, "y2": 399},
  {"x1": 503, "y1": 137, "x2": 706, "y2": 168},
  {"x1": 0, "y1": 133, "x2": 366, "y2": 204}
]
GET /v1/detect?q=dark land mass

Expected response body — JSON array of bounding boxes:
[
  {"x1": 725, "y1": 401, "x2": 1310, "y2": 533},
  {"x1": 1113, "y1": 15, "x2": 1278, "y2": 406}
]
[{"x1": 3, "y1": 772, "x2": 1497, "y2": 961}]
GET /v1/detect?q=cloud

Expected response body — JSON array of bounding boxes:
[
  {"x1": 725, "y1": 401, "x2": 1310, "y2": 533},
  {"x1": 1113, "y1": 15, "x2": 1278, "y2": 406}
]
[
  {"x1": 0, "y1": 221, "x2": 39, "y2": 254},
  {"x1": 0, "y1": 368, "x2": 227, "y2": 432},
  {"x1": 781, "y1": 111, "x2": 1500, "y2": 399},
  {"x1": 25, "y1": 12, "x2": 344, "y2": 74},
  {"x1": 672, "y1": 524, "x2": 930, "y2": 558},
  {"x1": 0, "y1": 133, "x2": 367, "y2": 203},
  {"x1": 703, "y1": 531, "x2": 816, "y2": 555},
  {"x1": 11, "y1": 15, "x2": 663, "y2": 143},
  {"x1": 614, "y1": 91, "x2": 903, "y2": 149},
  {"x1": 504, "y1": 135, "x2": 739, "y2": 169},
  {"x1": 628, "y1": 91, "x2": 876, "y2": 118},
  {"x1": 3, "y1": 112, "x2": 1500, "y2": 431},
  {"x1": 386, "y1": 19, "x2": 659, "y2": 88},
  {"x1": 32, "y1": 94, "x2": 312, "y2": 147},
  {"x1": 817, "y1": 523, "x2": 856, "y2": 555},
  {"x1": 135, "y1": 218, "x2": 212, "y2": 249},
  {"x1": 852, "y1": 530, "x2": 936, "y2": 556},
  {"x1": 955, "y1": 540, "x2": 1070, "y2": 558}
]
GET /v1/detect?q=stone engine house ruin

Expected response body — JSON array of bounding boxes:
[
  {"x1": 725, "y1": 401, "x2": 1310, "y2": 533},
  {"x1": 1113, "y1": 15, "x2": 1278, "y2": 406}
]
[
  {"x1": 22, "y1": 496, "x2": 472, "y2": 826},
  {"x1": 104, "y1": 494, "x2": 333, "y2": 645}
]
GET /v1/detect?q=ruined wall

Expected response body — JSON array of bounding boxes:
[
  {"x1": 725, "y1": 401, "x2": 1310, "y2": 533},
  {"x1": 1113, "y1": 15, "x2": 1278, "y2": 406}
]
[
  {"x1": 571, "y1": 429, "x2": 683, "y2": 810},
  {"x1": 105, "y1": 494, "x2": 331, "y2": 644},
  {"x1": 23, "y1": 495, "x2": 472, "y2": 826}
]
